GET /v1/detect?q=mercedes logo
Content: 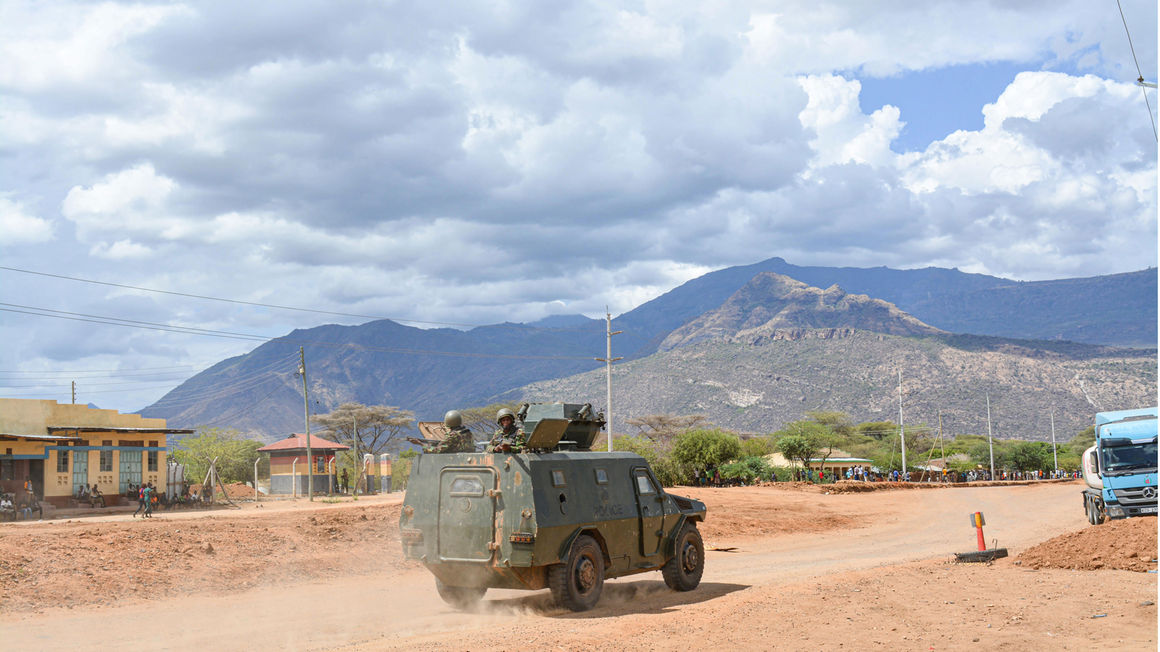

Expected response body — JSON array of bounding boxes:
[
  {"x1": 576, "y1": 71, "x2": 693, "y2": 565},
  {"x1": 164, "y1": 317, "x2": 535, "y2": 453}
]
[{"x1": 1143, "y1": 487, "x2": 1156, "y2": 499}]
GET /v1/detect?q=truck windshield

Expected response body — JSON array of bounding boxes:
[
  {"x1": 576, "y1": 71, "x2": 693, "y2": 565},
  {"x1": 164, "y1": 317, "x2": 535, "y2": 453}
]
[{"x1": 1100, "y1": 442, "x2": 1158, "y2": 476}]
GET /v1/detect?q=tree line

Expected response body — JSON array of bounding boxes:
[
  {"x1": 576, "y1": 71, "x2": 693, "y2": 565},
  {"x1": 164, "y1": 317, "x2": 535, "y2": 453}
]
[{"x1": 171, "y1": 403, "x2": 1092, "y2": 489}]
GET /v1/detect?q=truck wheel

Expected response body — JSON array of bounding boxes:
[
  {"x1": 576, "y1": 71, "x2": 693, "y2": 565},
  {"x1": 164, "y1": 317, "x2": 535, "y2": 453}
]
[
  {"x1": 435, "y1": 578, "x2": 486, "y2": 610},
  {"x1": 662, "y1": 522, "x2": 704, "y2": 591},
  {"x1": 549, "y1": 534, "x2": 604, "y2": 611}
]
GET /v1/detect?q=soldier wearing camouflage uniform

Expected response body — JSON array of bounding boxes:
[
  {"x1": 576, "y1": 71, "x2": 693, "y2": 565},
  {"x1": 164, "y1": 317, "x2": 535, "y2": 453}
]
[
  {"x1": 425, "y1": 410, "x2": 476, "y2": 454},
  {"x1": 486, "y1": 408, "x2": 526, "y2": 453}
]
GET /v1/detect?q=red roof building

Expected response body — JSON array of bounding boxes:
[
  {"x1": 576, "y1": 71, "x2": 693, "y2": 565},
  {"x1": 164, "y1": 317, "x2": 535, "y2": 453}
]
[
  {"x1": 259, "y1": 434, "x2": 349, "y2": 496},
  {"x1": 257, "y1": 433, "x2": 349, "y2": 453}
]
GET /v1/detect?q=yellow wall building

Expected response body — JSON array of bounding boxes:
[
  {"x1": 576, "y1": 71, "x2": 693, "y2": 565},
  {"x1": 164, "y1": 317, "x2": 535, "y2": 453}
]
[{"x1": 0, "y1": 398, "x2": 193, "y2": 507}]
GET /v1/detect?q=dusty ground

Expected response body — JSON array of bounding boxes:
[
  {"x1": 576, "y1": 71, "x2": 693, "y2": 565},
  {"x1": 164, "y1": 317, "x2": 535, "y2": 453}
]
[{"x1": 0, "y1": 481, "x2": 1154, "y2": 650}]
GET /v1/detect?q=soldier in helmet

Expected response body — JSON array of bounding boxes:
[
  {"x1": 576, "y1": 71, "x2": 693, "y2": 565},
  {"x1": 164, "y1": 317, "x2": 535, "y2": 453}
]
[
  {"x1": 486, "y1": 408, "x2": 526, "y2": 453},
  {"x1": 425, "y1": 410, "x2": 476, "y2": 454}
]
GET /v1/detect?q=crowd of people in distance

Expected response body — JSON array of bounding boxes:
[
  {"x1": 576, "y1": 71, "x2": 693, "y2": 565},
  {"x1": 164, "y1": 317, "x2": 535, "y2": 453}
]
[{"x1": 689, "y1": 463, "x2": 1083, "y2": 487}]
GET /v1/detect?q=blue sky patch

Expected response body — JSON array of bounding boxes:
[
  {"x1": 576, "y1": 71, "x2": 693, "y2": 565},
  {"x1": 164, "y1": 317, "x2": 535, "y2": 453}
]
[{"x1": 857, "y1": 61, "x2": 1031, "y2": 153}]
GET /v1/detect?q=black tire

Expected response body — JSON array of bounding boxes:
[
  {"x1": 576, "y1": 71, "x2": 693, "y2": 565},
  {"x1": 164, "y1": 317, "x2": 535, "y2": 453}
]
[
  {"x1": 662, "y1": 522, "x2": 705, "y2": 591},
  {"x1": 1086, "y1": 498, "x2": 1100, "y2": 525},
  {"x1": 549, "y1": 534, "x2": 604, "y2": 611},
  {"x1": 954, "y1": 548, "x2": 1008, "y2": 563},
  {"x1": 434, "y1": 578, "x2": 486, "y2": 610}
]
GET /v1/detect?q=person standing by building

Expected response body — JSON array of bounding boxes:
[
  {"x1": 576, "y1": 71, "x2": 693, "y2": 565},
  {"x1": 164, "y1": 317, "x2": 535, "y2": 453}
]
[
  {"x1": 133, "y1": 483, "x2": 147, "y2": 517},
  {"x1": 142, "y1": 483, "x2": 155, "y2": 518}
]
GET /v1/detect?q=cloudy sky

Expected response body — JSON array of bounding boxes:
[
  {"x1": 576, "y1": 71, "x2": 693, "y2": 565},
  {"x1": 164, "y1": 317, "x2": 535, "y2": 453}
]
[{"x1": 1, "y1": 0, "x2": 1156, "y2": 413}]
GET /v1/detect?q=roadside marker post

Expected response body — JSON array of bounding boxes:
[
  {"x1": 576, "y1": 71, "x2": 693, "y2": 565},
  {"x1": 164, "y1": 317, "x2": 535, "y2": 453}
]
[{"x1": 954, "y1": 511, "x2": 1008, "y2": 563}]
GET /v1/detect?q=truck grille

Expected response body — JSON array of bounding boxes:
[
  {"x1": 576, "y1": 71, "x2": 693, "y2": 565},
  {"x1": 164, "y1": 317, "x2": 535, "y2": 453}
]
[{"x1": 1112, "y1": 486, "x2": 1158, "y2": 506}]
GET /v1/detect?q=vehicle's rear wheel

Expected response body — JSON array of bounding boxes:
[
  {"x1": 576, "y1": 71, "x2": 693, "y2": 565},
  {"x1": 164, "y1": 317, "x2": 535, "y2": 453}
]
[
  {"x1": 435, "y1": 578, "x2": 486, "y2": 610},
  {"x1": 549, "y1": 534, "x2": 604, "y2": 611},
  {"x1": 662, "y1": 521, "x2": 704, "y2": 591}
]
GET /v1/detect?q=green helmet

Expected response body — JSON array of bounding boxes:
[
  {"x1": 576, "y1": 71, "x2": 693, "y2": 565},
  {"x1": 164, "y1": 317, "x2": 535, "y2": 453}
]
[
  {"x1": 496, "y1": 408, "x2": 516, "y2": 425},
  {"x1": 443, "y1": 410, "x2": 463, "y2": 429}
]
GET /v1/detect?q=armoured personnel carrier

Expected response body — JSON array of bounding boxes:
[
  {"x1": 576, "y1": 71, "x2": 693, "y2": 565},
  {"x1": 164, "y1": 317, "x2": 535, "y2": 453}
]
[{"x1": 400, "y1": 401, "x2": 707, "y2": 611}]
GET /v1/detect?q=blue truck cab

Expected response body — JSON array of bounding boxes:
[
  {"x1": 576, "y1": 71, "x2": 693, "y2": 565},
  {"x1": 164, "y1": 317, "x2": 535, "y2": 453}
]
[{"x1": 1082, "y1": 407, "x2": 1158, "y2": 524}]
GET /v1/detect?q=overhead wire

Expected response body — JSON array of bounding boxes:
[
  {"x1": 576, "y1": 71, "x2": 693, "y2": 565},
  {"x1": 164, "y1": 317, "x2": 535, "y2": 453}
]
[
  {"x1": 198, "y1": 383, "x2": 291, "y2": 427},
  {"x1": 0, "y1": 265, "x2": 606, "y2": 333},
  {"x1": 0, "y1": 303, "x2": 600, "y2": 361},
  {"x1": 1116, "y1": 0, "x2": 1158, "y2": 141},
  {"x1": 142, "y1": 353, "x2": 302, "y2": 407}
]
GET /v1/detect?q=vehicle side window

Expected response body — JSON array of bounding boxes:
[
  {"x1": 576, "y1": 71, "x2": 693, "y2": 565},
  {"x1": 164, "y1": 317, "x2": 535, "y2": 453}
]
[
  {"x1": 551, "y1": 470, "x2": 567, "y2": 487},
  {"x1": 634, "y1": 471, "x2": 655, "y2": 495},
  {"x1": 594, "y1": 468, "x2": 608, "y2": 485}
]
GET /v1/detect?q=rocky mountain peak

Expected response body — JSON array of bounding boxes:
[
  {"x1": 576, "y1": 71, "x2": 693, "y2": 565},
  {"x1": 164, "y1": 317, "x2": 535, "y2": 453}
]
[{"x1": 658, "y1": 272, "x2": 943, "y2": 351}]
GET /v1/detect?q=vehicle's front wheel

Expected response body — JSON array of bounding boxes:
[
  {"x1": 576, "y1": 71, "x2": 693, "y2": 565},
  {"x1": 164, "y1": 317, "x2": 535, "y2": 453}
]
[
  {"x1": 435, "y1": 578, "x2": 486, "y2": 610},
  {"x1": 662, "y1": 521, "x2": 704, "y2": 591},
  {"x1": 549, "y1": 534, "x2": 604, "y2": 611}
]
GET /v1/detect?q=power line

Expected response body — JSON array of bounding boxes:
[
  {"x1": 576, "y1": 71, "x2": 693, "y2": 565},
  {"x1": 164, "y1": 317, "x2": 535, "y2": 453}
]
[
  {"x1": 1116, "y1": 0, "x2": 1158, "y2": 140},
  {"x1": 0, "y1": 364, "x2": 203, "y2": 374},
  {"x1": 1, "y1": 303, "x2": 599, "y2": 361},
  {"x1": 0, "y1": 306, "x2": 267, "y2": 342},
  {"x1": 0, "y1": 265, "x2": 605, "y2": 332}
]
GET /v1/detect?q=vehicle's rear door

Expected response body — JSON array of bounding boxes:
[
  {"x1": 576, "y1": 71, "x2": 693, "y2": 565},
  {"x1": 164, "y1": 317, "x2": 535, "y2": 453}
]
[{"x1": 437, "y1": 468, "x2": 497, "y2": 562}]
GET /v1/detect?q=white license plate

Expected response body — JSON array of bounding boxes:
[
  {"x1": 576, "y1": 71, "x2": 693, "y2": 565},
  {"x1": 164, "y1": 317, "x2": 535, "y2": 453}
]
[{"x1": 1139, "y1": 506, "x2": 1158, "y2": 514}]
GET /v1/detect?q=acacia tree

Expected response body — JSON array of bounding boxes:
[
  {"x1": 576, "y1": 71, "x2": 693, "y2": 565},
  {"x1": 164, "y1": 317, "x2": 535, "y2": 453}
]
[
  {"x1": 313, "y1": 403, "x2": 415, "y2": 481},
  {"x1": 626, "y1": 414, "x2": 710, "y2": 443},
  {"x1": 172, "y1": 427, "x2": 265, "y2": 485},
  {"x1": 774, "y1": 420, "x2": 837, "y2": 478},
  {"x1": 456, "y1": 402, "x2": 522, "y2": 436}
]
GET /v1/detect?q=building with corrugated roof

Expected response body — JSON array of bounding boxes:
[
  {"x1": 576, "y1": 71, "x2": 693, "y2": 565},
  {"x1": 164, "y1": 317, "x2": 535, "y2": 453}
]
[{"x1": 0, "y1": 398, "x2": 193, "y2": 507}]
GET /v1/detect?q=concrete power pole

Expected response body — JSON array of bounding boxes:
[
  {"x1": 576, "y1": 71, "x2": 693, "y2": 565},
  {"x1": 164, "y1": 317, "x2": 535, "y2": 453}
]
[
  {"x1": 986, "y1": 392, "x2": 995, "y2": 481},
  {"x1": 299, "y1": 347, "x2": 313, "y2": 501},
  {"x1": 71, "y1": 381, "x2": 76, "y2": 405},
  {"x1": 594, "y1": 310, "x2": 622, "y2": 452},
  {"x1": 898, "y1": 369, "x2": 906, "y2": 476},
  {"x1": 1050, "y1": 410, "x2": 1059, "y2": 474}
]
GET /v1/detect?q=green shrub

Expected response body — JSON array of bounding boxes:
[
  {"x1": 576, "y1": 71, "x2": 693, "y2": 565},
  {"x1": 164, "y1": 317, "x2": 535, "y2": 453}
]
[{"x1": 719, "y1": 456, "x2": 773, "y2": 483}]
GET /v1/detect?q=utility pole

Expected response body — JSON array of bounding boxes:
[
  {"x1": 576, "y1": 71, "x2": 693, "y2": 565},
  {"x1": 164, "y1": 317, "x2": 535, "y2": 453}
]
[
  {"x1": 1050, "y1": 410, "x2": 1058, "y2": 474},
  {"x1": 352, "y1": 414, "x2": 359, "y2": 494},
  {"x1": 299, "y1": 347, "x2": 313, "y2": 501},
  {"x1": 898, "y1": 369, "x2": 906, "y2": 476},
  {"x1": 594, "y1": 309, "x2": 622, "y2": 452},
  {"x1": 71, "y1": 381, "x2": 76, "y2": 405},
  {"x1": 939, "y1": 411, "x2": 945, "y2": 475},
  {"x1": 986, "y1": 391, "x2": 995, "y2": 480}
]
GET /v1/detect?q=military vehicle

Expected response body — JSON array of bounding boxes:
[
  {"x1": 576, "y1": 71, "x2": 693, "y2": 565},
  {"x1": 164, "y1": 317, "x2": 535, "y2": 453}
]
[{"x1": 399, "y1": 401, "x2": 707, "y2": 611}]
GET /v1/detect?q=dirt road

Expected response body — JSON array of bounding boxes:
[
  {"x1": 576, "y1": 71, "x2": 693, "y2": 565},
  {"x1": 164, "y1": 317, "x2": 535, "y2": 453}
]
[{"x1": 0, "y1": 482, "x2": 1154, "y2": 650}]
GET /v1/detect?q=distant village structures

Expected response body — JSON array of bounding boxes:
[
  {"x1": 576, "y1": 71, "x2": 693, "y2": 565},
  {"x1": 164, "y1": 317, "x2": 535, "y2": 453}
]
[
  {"x1": 258, "y1": 433, "x2": 348, "y2": 495},
  {"x1": 0, "y1": 398, "x2": 193, "y2": 507}
]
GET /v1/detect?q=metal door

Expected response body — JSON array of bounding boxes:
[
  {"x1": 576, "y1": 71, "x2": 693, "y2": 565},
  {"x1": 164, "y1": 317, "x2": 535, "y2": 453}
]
[
  {"x1": 437, "y1": 468, "x2": 497, "y2": 562},
  {"x1": 119, "y1": 450, "x2": 141, "y2": 494},
  {"x1": 72, "y1": 449, "x2": 88, "y2": 496},
  {"x1": 633, "y1": 468, "x2": 664, "y2": 556}
]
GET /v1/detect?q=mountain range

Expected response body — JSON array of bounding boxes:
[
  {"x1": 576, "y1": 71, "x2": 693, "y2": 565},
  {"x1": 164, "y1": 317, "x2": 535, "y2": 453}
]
[{"x1": 141, "y1": 257, "x2": 1157, "y2": 442}]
